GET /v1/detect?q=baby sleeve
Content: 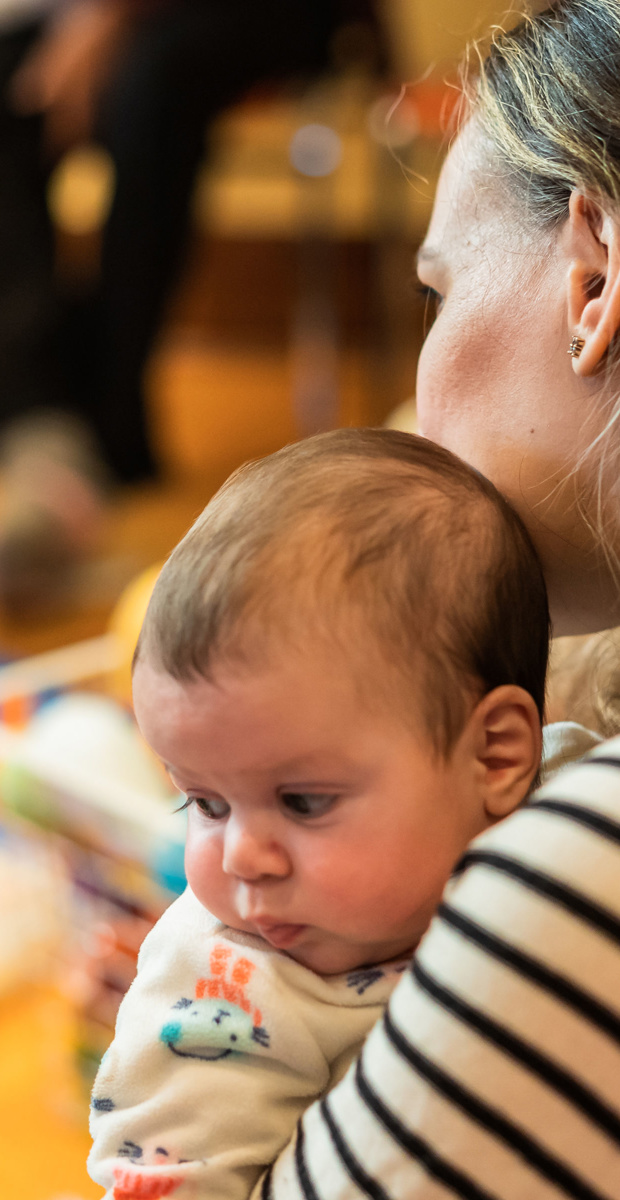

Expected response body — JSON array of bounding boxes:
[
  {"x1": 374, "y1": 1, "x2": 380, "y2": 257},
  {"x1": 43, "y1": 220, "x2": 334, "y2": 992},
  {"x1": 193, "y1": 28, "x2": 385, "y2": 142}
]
[{"x1": 88, "y1": 888, "x2": 396, "y2": 1200}]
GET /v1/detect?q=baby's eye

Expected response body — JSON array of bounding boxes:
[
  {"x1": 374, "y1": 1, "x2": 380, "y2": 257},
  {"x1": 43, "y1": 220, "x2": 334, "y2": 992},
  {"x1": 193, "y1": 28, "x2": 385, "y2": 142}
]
[
  {"x1": 188, "y1": 796, "x2": 230, "y2": 820},
  {"x1": 280, "y1": 792, "x2": 337, "y2": 819}
]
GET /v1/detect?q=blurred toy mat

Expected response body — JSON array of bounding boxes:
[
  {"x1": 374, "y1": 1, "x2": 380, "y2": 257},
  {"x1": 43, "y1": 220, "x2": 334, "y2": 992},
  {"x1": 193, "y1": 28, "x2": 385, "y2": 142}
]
[{"x1": 0, "y1": 623, "x2": 184, "y2": 1199}]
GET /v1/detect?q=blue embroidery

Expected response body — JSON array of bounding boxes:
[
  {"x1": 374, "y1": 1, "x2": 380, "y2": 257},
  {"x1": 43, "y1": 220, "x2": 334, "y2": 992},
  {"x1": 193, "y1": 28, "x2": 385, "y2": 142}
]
[{"x1": 346, "y1": 967, "x2": 385, "y2": 995}]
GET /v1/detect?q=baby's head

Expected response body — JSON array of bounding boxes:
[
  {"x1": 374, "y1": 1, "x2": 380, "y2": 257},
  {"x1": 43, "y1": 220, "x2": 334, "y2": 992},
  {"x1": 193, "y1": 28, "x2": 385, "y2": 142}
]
[{"x1": 133, "y1": 429, "x2": 549, "y2": 974}]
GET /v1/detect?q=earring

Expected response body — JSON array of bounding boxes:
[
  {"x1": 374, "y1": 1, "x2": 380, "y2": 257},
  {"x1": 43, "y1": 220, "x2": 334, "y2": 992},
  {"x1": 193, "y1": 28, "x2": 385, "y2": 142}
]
[{"x1": 568, "y1": 335, "x2": 586, "y2": 359}]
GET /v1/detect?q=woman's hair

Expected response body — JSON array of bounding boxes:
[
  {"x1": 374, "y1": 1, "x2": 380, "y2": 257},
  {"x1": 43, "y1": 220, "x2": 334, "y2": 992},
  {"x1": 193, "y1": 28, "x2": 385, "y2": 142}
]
[
  {"x1": 464, "y1": 2, "x2": 620, "y2": 682},
  {"x1": 548, "y1": 628, "x2": 620, "y2": 737},
  {"x1": 137, "y1": 429, "x2": 550, "y2": 757},
  {"x1": 469, "y1": 0, "x2": 620, "y2": 223}
]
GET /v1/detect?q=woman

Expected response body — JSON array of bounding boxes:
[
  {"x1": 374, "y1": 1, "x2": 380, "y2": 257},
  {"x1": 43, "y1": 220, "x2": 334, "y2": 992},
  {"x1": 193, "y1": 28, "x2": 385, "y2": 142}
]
[{"x1": 260, "y1": 3, "x2": 620, "y2": 1196}]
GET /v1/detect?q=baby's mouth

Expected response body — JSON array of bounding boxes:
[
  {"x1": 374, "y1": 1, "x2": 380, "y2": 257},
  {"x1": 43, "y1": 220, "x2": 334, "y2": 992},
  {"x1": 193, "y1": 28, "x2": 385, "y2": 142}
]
[{"x1": 252, "y1": 919, "x2": 307, "y2": 948}]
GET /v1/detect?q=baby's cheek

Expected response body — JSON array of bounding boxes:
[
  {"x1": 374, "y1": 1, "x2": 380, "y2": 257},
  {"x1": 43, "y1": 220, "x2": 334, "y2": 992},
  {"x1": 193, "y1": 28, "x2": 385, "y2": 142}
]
[
  {"x1": 184, "y1": 831, "x2": 226, "y2": 913},
  {"x1": 308, "y1": 857, "x2": 378, "y2": 927},
  {"x1": 312, "y1": 844, "x2": 426, "y2": 933}
]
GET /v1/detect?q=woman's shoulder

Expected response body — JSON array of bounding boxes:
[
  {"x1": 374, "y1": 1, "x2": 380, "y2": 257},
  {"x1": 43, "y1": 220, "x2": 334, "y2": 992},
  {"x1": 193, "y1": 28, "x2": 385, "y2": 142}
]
[
  {"x1": 471, "y1": 728, "x2": 620, "y2": 851},
  {"x1": 535, "y1": 729, "x2": 620, "y2": 837},
  {"x1": 541, "y1": 719, "x2": 602, "y2": 780}
]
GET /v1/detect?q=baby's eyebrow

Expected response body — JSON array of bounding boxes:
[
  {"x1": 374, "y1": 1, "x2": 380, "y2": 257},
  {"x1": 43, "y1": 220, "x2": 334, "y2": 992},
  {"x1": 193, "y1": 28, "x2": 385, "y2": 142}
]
[{"x1": 163, "y1": 763, "x2": 193, "y2": 788}]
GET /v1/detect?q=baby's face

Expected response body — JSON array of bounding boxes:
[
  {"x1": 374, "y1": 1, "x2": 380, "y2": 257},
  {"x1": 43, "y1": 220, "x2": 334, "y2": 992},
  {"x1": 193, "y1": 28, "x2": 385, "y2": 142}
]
[{"x1": 133, "y1": 651, "x2": 486, "y2": 975}]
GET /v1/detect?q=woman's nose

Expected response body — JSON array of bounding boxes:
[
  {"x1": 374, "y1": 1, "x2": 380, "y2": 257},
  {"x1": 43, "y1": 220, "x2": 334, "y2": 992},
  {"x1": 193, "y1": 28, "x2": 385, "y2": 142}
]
[{"x1": 222, "y1": 818, "x2": 290, "y2": 881}]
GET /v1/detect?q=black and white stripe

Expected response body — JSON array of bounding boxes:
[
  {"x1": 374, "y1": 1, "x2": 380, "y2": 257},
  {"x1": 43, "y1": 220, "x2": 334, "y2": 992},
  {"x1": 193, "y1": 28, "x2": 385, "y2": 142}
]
[{"x1": 264, "y1": 743, "x2": 620, "y2": 1199}]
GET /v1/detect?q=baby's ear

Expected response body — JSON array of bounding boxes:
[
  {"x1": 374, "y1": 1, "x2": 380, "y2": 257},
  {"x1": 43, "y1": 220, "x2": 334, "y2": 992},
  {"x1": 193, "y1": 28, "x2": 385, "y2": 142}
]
[{"x1": 471, "y1": 685, "x2": 542, "y2": 819}]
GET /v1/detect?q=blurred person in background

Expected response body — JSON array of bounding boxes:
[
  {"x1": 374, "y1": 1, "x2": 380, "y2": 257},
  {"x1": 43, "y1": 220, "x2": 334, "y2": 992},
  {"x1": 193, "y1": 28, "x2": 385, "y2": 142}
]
[{"x1": 0, "y1": 0, "x2": 384, "y2": 612}]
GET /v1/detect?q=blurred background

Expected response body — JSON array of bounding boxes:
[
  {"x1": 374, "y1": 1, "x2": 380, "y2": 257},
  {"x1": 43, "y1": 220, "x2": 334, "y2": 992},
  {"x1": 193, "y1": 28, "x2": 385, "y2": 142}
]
[{"x1": 0, "y1": 1, "x2": 526, "y2": 1195}]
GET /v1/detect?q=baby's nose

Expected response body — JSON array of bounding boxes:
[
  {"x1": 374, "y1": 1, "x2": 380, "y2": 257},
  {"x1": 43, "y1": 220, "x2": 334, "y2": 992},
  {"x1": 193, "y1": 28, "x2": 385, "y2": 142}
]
[{"x1": 222, "y1": 819, "x2": 290, "y2": 881}]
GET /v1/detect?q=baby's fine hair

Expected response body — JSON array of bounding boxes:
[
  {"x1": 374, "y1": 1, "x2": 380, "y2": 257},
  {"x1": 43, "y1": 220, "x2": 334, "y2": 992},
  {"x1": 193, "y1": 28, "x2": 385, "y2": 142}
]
[{"x1": 137, "y1": 429, "x2": 549, "y2": 755}]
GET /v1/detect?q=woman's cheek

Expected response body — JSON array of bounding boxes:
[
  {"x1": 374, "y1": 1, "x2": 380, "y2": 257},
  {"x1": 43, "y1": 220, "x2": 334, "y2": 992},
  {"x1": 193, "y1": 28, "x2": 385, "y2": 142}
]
[
  {"x1": 416, "y1": 328, "x2": 466, "y2": 446},
  {"x1": 415, "y1": 335, "x2": 443, "y2": 440}
]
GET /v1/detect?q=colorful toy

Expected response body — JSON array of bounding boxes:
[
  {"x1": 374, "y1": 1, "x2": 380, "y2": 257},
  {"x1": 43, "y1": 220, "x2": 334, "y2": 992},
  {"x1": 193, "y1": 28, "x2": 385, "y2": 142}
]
[{"x1": 106, "y1": 563, "x2": 162, "y2": 707}]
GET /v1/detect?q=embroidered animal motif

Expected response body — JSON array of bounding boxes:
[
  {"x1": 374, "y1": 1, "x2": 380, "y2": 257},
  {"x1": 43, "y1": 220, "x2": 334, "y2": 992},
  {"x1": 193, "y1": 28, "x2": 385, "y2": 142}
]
[
  {"x1": 160, "y1": 944, "x2": 270, "y2": 1060},
  {"x1": 112, "y1": 1142, "x2": 189, "y2": 1197}
]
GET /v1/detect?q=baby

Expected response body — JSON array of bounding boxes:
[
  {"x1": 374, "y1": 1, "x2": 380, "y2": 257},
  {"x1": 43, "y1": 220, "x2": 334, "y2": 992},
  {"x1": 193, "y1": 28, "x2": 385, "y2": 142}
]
[{"x1": 88, "y1": 428, "x2": 549, "y2": 1200}]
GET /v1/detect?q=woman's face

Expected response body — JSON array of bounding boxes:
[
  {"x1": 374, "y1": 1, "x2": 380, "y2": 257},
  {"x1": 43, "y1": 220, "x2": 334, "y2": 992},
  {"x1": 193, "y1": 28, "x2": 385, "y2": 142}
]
[{"x1": 416, "y1": 122, "x2": 620, "y2": 635}]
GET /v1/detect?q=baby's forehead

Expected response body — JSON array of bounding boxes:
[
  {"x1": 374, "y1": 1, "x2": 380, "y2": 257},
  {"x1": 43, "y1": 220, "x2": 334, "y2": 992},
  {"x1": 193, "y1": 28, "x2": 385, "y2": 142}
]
[
  {"x1": 131, "y1": 654, "x2": 192, "y2": 719},
  {"x1": 134, "y1": 642, "x2": 436, "y2": 780},
  {"x1": 135, "y1": 634, "x2": 446, "y2": 784}
]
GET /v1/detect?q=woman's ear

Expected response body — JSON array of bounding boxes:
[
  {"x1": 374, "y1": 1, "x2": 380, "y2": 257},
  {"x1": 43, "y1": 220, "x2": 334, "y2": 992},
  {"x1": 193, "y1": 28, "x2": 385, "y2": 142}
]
[
  {"x1": 566, "y1": 191, "x2": 620, "y2": 376},
  {"x1": 471, "y1": 685, "x2": 542, "y2": 820}
]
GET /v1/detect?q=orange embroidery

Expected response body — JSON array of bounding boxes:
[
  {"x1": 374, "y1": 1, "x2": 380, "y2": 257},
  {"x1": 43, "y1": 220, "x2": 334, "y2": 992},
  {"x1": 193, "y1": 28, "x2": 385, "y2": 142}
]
[
  {"x1": 195, "y1": 944, "x2": 262, "y2": 1027},
  {"x1": 112, "y1": 1167, "x2": 181, "y2": 1199}
]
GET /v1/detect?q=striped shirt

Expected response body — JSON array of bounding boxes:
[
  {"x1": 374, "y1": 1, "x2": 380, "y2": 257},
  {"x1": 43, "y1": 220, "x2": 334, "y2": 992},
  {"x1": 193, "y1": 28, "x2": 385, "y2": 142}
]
[{"x1": 259, "y1": 735, "x2": 620, "y2": 1199}]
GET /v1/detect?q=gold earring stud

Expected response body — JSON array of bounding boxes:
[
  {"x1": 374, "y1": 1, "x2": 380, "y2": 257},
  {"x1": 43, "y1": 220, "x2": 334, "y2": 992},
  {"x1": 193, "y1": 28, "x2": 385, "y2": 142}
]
[{"x1": 568, "y1": 335, "x2": 586, "y2": 359}]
